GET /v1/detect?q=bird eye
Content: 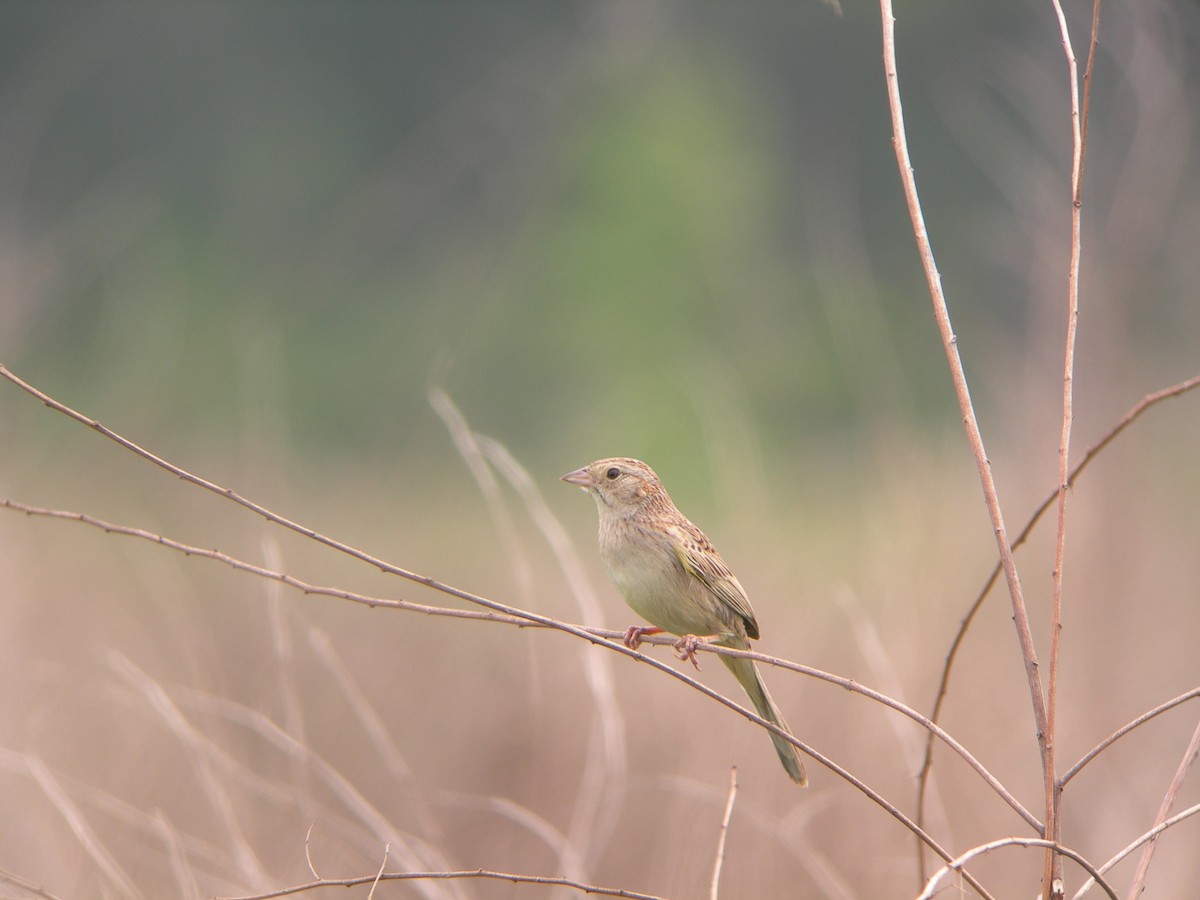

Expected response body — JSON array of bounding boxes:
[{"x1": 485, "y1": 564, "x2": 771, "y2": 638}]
[{"x1": 605, "y1": 467, "x2": 620, "y2": 480}]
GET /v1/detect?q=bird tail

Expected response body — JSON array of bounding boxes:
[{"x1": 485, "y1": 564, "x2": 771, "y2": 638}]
[{"x1": 721, "y1": 654, "x2": 808, "y2": 786}]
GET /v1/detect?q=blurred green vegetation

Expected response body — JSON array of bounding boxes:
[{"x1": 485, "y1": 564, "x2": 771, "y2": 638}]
[{"x1": 10, "y1": 1, "x2": 1193, "y2": 479}]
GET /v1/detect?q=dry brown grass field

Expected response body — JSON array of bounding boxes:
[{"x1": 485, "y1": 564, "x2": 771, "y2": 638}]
[{"x1": 3, "y1": 374, "x2": 1198, "y2": 898}]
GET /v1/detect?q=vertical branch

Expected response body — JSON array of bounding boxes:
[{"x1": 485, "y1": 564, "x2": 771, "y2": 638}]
[
  {"x1": 1045, "y1": 1, "x2": 1101, "y2": 893},
  {"x1": 879, "y1": 0, "x2": 1052, "y2": 871},
  {"x1": 1045, "y1": 0, "x2": 1080, "y2": 889}
]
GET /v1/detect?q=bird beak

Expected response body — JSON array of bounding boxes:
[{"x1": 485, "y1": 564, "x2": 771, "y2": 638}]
[{"x1": 560, "y1": 467, "x2": 591, "y2": 488}]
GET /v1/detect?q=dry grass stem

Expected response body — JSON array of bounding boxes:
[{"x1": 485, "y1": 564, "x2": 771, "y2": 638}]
[
  {"x1": 477, "y1": 432, "x2": 630, "y2": 877},
  {"x1": 0, "y1": 867, "x2": 67, "y2": 900},
  {"x1": 26, "y1": 756, "x2": 141, "y2": 898},
  {"x1": 106, "y1": 654, "x2": 268, "y2": 887},
  {"x1": 152, "y1": 808, "x2": 199, "y2": 900}
]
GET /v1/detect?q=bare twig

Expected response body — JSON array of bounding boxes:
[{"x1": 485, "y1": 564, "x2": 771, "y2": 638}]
[
  {"x1": 303, "y1": 823, "x2": 318, "y2": 879},
  {"x1": 1126, "y1": 717, "x2": 1200, "y2": 897},
  {"x1": 880, "y1": 0, "x2": 1046, "y2": 751},
  {"x1": 366, "y1": 845, "x2": 389, "y2": 900},
  {"x1": 1062, "y1": 688, "x2": 1200, "y2": 787},
  {"x1": 215, "y1": 869, "x2": 671, "y2": 900},
  {"x1": 1044, "y1": 0, "x2": 1099, "y2": 890},
  {"x1": 0, "y1": 363, "x2": 557, "y2": 632},
  {"x1": 917, "y1": 837, "x2": 1117, "y2": 900},
  {"x1": 0, "y1": 498, "x2": 527, "y2": 625},
  {"x1": 710, "y1": 767, "x2": 738, "y2": 900}
]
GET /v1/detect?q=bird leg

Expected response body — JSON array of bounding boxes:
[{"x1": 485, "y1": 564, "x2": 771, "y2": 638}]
[
  {"x1": 623, "y1": 625, "x2": 664, "y2": 650},
  {"x1": 672, "y1": 633, "x2": 721, "y2": 670}
]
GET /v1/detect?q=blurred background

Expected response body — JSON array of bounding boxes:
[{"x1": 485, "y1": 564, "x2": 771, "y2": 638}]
[{"x1": 2, "y1": 2, "x2": 1198, "y2": 897}]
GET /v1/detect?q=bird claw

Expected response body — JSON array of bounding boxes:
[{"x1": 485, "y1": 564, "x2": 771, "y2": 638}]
[
  {"x1": 673, "y1": 634, "x2": 704, "y2": 670},
  {"x1": 623, "y1": 625, "x2": 663, "y2": 650}
]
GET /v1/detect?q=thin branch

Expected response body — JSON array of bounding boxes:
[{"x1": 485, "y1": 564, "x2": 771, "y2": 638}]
[
  {"x1": 0, "y1": 499, "x2": 525, "y2": 625},
  {"x1": 303, "y1": 823, "x2": 318, "y2": 880},
  {"x1": 880, "y1": 0, "x2": 1049, "y2": 788},
  {"x1": 917, "y1": 837, "x2": 1117, "y2": 900},
  {"x1": 710, "y1": 767, "x2": 738, "y2": 900},
  {"x1": 882, "y1": 6, "x2": 1055, "y2": 888},
  {"x1": 1071, "y1": 803, "x2": 1200, "y2": 900},
  {"x1": 916, "y1": 375, "x2": 1200, "y2": 845},
  {"x1": 1045, "y1": 0, "x2": 1095, "y2": 890},
  {"x1": 1078, "y1": 1, "x2": 1102, "y2": 192},
  {"x1": 0, "y1": 363, "x2": 555, "y2": 631},
  {"x1": 1127, "y1": 716, "x2": 1200, "y2": 896},
  {"x1": 366, "y1": 845, "x2": 389, "y2": 900},
  {"x1": 1062, "y1": 688, "x2": 1200, "y2": 786},
  {"x1": 216, "y1": 869, "x2": 670, "y2": 900}
]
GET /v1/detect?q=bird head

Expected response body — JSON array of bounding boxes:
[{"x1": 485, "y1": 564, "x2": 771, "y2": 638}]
[{"x1": 560, "y1": 457, "x2": 664, "y2": 515}]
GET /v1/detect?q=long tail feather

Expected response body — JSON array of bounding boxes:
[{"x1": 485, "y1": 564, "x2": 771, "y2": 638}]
[{"x1": 721, "y1": 654, "x2": 808, "y2": 786}]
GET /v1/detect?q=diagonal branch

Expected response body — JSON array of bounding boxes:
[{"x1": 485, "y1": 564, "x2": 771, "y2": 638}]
[
  {"x1": 1126, "y1": 716, "x2": 1200, "y2": 895},
  {"x1": 1062, "y1": 688, "x2": 1200, "y2": 787},
  {"x1": 880, "y1": 0, "x2": 1049, "y2": 834},
  {"x1": 0, "y1": 362, "x2": 546, "y2": 629}
]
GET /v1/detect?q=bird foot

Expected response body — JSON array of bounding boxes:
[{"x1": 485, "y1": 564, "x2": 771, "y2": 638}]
[
  {"x1": 623, "y1": 625, "x2": 664, "y2": 650},
  {"x1": 672, "y1": 634, "x2": 705, "y2": 670}
]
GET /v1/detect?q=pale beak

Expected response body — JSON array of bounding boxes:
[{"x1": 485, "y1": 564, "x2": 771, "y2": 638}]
[{"x1": 560, "y1": 467, "x2": 591, "y2": 488}]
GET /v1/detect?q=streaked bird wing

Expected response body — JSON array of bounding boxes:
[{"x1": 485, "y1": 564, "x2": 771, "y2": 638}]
[{"x1": 666, "y1": 521, "x2": 760, "y2": 640}]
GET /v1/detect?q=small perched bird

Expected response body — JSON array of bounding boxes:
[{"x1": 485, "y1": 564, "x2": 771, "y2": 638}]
[{"x1": 561, "y1": 457, "x2": 807, "y2": 786}]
